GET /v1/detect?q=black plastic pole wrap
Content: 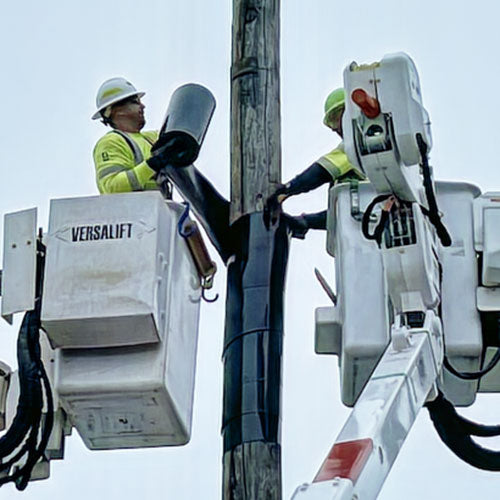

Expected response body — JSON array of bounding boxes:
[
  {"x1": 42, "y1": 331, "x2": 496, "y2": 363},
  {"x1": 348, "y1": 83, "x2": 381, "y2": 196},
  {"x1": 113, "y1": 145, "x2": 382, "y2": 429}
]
[{"x1": 222, "y1": 213, "x2": 289, "y2": 451}]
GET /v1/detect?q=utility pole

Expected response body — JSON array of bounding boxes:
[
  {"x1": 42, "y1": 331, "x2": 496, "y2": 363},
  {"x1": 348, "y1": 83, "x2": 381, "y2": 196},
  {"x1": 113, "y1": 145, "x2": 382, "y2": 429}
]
[
  {"x1": 159, "y1": 1, "x2": 285, "y2": 496},
  {"x1": 223, "y1": 0, "x2": 286, "y2": 498},
  {"x1": 229, "y1": 0, "x2": 281, "y2": 222}
]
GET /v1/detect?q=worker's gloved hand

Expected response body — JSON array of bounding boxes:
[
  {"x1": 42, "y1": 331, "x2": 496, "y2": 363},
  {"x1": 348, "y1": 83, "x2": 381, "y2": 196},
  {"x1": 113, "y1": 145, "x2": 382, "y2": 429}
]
[
  {"x1": 147, "y1": 136, "x2": 194, "y2": 173},
  {"x1": 266, "y1": 183, "x2": 288, "y2": 210},
  {"x1": 271, "y1": 184, "x2": 289, "y2": 204},
  {"x1": 264, "y1": 183, "x2": 287, "y2": 227},
  {"x1": 285, "y1": 214, "x2": 309, "y2": 239},
  {"x1": 146, "y1": 140, "x2": 173, "y2": 173}
]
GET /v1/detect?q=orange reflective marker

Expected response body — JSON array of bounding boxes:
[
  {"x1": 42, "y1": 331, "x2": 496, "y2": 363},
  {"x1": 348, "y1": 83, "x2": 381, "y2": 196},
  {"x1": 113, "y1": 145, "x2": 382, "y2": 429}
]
[
  {"x1": 313, "y1": 438, "x2": 374, "y2": 483},
  {"x1": 351, "y1": 88, "x2": 381, "y2": 119}
]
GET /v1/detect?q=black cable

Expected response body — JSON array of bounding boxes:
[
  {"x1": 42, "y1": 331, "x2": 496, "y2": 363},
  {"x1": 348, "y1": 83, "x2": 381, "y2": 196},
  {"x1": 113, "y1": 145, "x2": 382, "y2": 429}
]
[
  {"x1": 416, "y1": 134, "x2": 452, "y2": 247},
  {"x1": 0, "y1": 364, "x2": 53, "y2": 490},
  {"x1": 444, "y1": 348, "x2": 500, "y2": 380},
  {"x1": 0, "y1": 311, "x2": 43, "y2": 487},
  {"x1": 12, "y1": 419, "x2": 40, "y2": 488},
  {"x1": 14, "y1": 301, "x2": 53, "y2": 491},
  {"x1": 0, "y1": 236, "x2": 52, "y2": 489},
  {"x1": 0, "y1": 303, "x2": 52, "y2": 488},
  {"x1": 427, "y1": 391, "x2": 500, "y2": 470},
  {"x1": 0, "y1": 313, "x2": 39, "y2": 471},
  {"x1": 0, "y1": 312, "x2": 42, "y2": 459},
  {"x1": 0, "y1": 437, "x2": 34, "y2": 474},
  {"x1": 453, "y1": 411, "x2": 500, "y2": 438},
  {"x1": 0, "y1": 426, "x2": 39, "y2": 487},
  {"x1": 361, "y1": 194, "x2": 392, "y2": 245},
  {"x1": 15, "y1": 366, "x2": 54, "y2": 491}
]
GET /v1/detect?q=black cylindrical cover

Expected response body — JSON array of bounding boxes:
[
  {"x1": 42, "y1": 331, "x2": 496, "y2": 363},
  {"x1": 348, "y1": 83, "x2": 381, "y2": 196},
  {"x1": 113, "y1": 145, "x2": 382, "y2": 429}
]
[{"x1": 158, "y1": 84, "x2": 216, "y2": 167}]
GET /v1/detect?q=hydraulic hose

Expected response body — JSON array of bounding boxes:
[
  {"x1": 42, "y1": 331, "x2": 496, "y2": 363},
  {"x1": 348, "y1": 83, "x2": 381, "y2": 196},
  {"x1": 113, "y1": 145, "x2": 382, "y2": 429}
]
[
  {"x1": 0, "y1": 236, "x2": 53, "y2": 490},
  {"x1": 14, "y1": 364, "x2": 54, "y2": 491},
  {"x1": 0, "y1": 262, "x2": 53, "y2": 490},
  {"x1": 0, "y1": 307, "x2": 53, "y2": 489},
  {"x1": 416, "y1": 134, "x2": 452, "y2": 247},
  {"x1": 361, "y1": 194, "x2": 392, "y2": 246},
  {"x1": 444, "y1": 348, "x2": 500, "y2": 380},
  {"x1": 427, "y1": 391, "x2": 500, "y2": 470},
  {"x1": 0, "y1": 311, "x2": 43, "y2": 459}
]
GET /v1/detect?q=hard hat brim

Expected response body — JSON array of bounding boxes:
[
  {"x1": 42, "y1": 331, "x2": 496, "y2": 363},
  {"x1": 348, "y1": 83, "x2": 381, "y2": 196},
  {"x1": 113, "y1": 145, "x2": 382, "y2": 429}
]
[
  {"x1": 92, "y1": 91, "x2": 145, "y2": 120},
  {"x1": 323, "y1": 103, "x2": 344, "y2": 128}
]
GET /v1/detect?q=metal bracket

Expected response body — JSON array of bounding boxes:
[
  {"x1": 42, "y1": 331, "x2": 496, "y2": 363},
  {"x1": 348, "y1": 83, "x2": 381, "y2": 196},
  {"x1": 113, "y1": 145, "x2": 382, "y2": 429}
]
[
  {"x1": 1, "y1": 208, "x2": 38, "y2": 323},
  {"x1": 350, "y1": 181, "x2": 377, "y2": 222}
]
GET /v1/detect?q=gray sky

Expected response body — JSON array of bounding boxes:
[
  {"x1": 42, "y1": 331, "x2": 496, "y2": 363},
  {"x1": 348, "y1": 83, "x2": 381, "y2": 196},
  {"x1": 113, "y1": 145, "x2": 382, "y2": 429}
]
[{"x1": 0, "y1": 1, "x2": 500, "y2": 498}]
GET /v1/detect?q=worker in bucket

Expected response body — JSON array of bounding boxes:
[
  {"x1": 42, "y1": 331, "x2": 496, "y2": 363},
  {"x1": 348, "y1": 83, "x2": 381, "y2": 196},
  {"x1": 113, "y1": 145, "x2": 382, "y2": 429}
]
[
  {"x1": 266, "y1": 88, "x2": 365, "y2": 231},
  {"x1": 92, "y1": 77, "x2": 234, "y2": 261},
  {"x1": 92, "y1": 77, "x2": 173, "y2": 196}
]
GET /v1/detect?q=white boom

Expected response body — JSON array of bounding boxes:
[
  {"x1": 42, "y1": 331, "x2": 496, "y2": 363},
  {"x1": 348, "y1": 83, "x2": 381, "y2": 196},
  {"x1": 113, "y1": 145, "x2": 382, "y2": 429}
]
[{"x1": 293, "y1": 314, "x2": 441, "y2": 499}]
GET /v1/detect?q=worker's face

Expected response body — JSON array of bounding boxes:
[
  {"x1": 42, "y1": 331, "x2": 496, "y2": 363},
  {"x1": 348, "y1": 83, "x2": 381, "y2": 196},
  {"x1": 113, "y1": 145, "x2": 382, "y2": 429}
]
[
  {"x1": 111, "y1": 95, "x2": 146, "y2": 130},
  {"x1": 329, "y1": 108, "x2": 344, "y2": 138}
]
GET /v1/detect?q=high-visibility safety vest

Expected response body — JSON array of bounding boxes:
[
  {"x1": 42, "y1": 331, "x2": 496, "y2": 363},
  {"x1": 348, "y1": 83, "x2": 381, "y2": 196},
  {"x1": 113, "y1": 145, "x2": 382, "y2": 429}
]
[
  {"x1": 316, "y1": 142, "x2": 365, "y2": 184},
  {"x1": 93, "y1": 130, "x2": 159, "y2": 194}
]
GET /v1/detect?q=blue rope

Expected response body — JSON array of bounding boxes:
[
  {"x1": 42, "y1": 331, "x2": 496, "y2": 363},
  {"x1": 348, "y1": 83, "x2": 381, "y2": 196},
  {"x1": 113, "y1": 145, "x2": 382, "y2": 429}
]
[{"x1": 177, "y1": 202, "x2": 195, "y2": 237}]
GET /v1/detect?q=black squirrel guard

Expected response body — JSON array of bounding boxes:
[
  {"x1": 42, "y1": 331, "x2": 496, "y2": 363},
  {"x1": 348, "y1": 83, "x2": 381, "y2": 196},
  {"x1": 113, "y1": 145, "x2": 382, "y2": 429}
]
[{"x1": 155, "y1": 83, "x2": 216, "y2": 167}]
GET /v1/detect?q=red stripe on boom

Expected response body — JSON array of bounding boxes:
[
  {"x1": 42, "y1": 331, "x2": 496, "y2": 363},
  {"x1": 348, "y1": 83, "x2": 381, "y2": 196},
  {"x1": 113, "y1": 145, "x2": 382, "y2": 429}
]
[{"x1": 313, "y1": 438, "x2": 373, "y2": 483}]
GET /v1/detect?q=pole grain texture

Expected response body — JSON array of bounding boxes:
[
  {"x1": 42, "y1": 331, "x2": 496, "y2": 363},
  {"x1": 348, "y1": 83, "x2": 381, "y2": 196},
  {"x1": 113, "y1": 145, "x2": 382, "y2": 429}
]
[{"x1": 230, "y1": 0, "x2": 281, "y2": 223}]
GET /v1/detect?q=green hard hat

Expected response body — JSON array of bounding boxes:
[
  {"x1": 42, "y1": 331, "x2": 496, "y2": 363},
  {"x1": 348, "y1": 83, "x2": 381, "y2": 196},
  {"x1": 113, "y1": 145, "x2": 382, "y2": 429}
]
[{"x1": 323, "y1": 88, "x2": 345, "y2": 128}]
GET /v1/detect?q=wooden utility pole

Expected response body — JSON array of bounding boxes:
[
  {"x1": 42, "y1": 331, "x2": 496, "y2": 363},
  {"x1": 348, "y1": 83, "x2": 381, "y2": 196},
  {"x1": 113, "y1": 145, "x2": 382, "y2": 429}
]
[
  {"x1": 230, "y1": 0, "x2": 282, "y2": 223},
  {"x1": 161, "y1": 2, "x2": 286, "y2": 497},
  {"x1": 222, "y1": 0, "x2": 286, "y2": 498}
]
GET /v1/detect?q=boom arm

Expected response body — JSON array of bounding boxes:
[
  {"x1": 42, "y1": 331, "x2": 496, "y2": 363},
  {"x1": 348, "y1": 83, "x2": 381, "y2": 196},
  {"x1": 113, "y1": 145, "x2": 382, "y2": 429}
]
[{"x1": 293, "y1": 52, "x2": 447, "y2": 499}]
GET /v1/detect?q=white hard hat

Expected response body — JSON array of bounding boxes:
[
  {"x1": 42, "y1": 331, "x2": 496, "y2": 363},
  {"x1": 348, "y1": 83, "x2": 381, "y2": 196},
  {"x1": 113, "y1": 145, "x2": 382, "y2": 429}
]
[{"x1": 92, "y1": 77, "x2": 145, "y2": 120}]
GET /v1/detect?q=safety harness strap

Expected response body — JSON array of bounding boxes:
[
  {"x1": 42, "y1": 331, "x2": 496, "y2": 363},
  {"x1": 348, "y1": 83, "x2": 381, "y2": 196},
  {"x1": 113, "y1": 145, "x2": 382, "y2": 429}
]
[{"x1": 112, "y1": 130, "x2": 144, "y2": 165}]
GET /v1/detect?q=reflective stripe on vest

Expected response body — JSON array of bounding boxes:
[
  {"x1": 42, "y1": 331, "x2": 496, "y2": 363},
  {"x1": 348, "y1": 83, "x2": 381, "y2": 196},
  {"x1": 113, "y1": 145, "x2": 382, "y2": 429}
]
[
  {"x1": 98, "y1": 165, "x2": 126, "y2": 180},
  {"x1": 112, "y1": 130, "x2": 144, "y2": 165},
  {"x1": 126, "y1": 170, "x2": 142, "y2": 191}
]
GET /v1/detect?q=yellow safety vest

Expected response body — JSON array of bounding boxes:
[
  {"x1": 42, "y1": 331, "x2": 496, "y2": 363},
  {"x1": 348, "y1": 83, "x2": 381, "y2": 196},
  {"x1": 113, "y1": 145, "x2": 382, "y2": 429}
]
[
  {"x1": 316, "y1": 142, "x2": 365, "y2": 183},
  {"x1": 93, "y1": 130, "x2": 159, "y2": 194}
]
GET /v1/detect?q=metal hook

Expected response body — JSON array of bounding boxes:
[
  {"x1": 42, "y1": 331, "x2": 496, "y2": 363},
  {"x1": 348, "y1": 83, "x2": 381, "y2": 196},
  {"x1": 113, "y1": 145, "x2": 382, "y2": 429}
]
[
  {"x1": 201, "y1": 274, "x2": 219, "y2": 303},
  {"x1": 201, "y1": 287, "x2": 219, "y2": 303},
  {"x1": 178, "y1": 202, "x2": 218, "y2": 303}
]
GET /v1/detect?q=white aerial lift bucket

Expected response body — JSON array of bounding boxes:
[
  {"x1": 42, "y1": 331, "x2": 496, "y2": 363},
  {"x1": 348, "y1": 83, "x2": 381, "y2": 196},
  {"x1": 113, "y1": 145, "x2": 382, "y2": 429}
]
[
  {"x1": 38, "y1": 192, "x2": 202, "y2": 449},
  {"x1": 41, "y1": 192, "x2": 201, "y2": 348}
]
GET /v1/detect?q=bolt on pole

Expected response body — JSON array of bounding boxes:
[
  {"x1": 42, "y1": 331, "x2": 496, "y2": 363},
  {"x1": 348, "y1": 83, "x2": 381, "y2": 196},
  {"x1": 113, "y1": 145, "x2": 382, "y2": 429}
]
[{"x1": 223, "y1": 0, "x2": 286, "y2": 499}]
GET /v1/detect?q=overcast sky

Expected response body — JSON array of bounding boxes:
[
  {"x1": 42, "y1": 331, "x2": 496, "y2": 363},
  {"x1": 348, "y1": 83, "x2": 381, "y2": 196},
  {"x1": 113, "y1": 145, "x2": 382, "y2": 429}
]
[{"x1": 1, "y1": 1, "x2": 500, "y2": 499}]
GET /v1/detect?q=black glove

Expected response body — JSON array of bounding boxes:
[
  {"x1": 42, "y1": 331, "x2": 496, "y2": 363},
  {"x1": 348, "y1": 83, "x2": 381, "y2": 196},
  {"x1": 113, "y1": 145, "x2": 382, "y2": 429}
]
[
  {"x1": 285, "y1": 214, "x2": 309, "y2": 239},
  {"x1": 148, "y1": 134, "x2": 199, "y2": 173},
  {"x1": 147, "y1": 137, "x2": 176, "y2": 173},
  {"x1": 147, "y1": 155, "x2": 165, "y2": 173},
  {"x1": 264, "y1": 183, "x2": 287, "y2": 227},
  {"x1": 266, "y1": 183, "x2": 288, "y2": 210}
]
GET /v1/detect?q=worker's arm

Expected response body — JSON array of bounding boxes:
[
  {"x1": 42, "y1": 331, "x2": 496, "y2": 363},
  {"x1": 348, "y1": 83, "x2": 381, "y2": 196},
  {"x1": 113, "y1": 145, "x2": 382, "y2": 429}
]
[
  {"x1": 94, "y1": 135, "x2": 156, "y2": 194},
  {"x1": 264, "y1": 162, "x2": 330, "y2": 236},
  {"x1": 303, "y1": 210, "x2": 327, "y2": 229},
  {"x1": 278, "y1": 162, "x2": 331, "y2": 198},
  {"x1": 275, "y1": 145, "x2": 365, "y2": 201},
  {"x1": 282, "y1": 210, "x2": 327, "y2": 240},
  {"x1": 266, "y1": 145, "x2": 364, "y2": 237}
]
